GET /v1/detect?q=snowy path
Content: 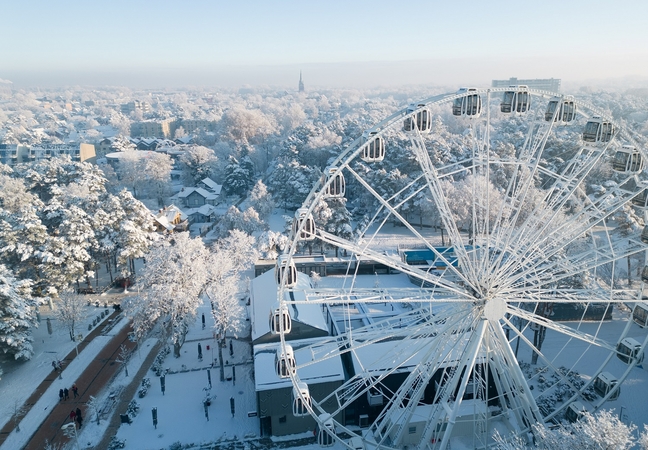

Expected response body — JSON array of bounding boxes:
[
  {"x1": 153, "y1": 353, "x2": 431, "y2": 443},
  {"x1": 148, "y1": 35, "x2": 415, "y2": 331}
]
[{"x1": 0, "y1": 317, "x2": 130, "y2": 450}]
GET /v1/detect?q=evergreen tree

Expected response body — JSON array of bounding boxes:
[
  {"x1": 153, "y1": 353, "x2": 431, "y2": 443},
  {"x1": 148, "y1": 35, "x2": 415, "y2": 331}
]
[{"x1": 0, "y1": 265, "x2": 39, "y2": 361}]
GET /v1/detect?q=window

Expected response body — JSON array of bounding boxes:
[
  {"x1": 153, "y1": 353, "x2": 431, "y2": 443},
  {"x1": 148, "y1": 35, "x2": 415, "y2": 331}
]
[
  {"x1": 279, "y1": 415, "x2": 287, "y2": 423},
  {"x1": 409, "y1": 426, "x2": 416, "y2": 434}
]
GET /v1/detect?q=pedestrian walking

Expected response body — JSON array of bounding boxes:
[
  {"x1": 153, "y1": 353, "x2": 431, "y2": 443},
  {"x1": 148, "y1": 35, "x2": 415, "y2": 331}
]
[
  {"x1": 52, "y1": 361, "x2": 57, "y2": 372},
  {"x1": 59, "y1": 389, "x2": 64, "y2": 402},
  {"x1": 72, "y1": 383, "x2": 78, "y2": 398},
  {"x1": 63, "y1": 388, "x2": 69, "y2": 400},
  {"x1": 69, "y1": 410, "x2": 76, "y2": 422},
  {"x1": 75, "y1": 407, "x2": 83, "y2": 428}
]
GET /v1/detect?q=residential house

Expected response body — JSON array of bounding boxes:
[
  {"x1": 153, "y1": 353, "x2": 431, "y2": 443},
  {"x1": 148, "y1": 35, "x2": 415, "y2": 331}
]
[
  {"x1": 177, "y1": 187, "x2": 218, "y2": 208},
  {"x1": 153, "y1": 205, "x2": 188, "y2": 233},
  {"x1": 198, "y1": 177, "x2": 222, "y2": 196}
]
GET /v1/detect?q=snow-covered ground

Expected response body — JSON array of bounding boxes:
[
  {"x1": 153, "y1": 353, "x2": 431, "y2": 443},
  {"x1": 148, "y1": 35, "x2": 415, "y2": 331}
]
[
  {"x1": 0, "y1": 297, "x2": 126, "y2": 433},
  {"x1": 0, "y1": 313, "x2": 130, "y2": 450}
]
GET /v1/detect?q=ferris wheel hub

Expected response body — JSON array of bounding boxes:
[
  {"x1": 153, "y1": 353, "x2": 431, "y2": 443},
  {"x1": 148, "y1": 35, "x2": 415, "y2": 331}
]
[{"x1": 483, "y1": 297, "x2": 507, "y2": 322}]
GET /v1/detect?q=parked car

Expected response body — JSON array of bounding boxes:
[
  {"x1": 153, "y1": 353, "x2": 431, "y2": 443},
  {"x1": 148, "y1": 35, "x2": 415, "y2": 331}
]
[
  {"x1": 77, "y1": 287, "x2": 95, "y2": 295},
  {"x1": 114, "y1": 277, "x2": 133, "y2": 288}
]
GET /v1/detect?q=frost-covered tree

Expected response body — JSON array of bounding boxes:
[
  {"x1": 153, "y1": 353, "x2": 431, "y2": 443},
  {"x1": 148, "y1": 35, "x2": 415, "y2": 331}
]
[
  {"x1": 116, "y1": 150, "x2": 145, "y2": 198},
  {"x1": 205, "y1": 232, "x2": 254, "y2": 381},
  {"x1": 322, "y1": 198, "x2": 353, "y2": 257},
  {"x1": 178, "y1": 145, "x2": 218, "y2": 185},
  {"x1": 223, "y1": 155, "x2": 255, "y2": 196},
  {"x1": 115, "y1": 189, "x2": 156, "y2": 276},
  {"x1": 248, "y1": 180, "x2": 274, "y2": 220},
  {"x1": 216, "y1": 206, "x2": 265, "y2": 237},
  {"x1": 53, "y1": 291, "x2": 87, "y2": 342},
  {"x1": 220, "y1": 106, "x2": 274, "y2": 144},
  {"x1": 123, "y1": 233, "x2": 209, "y2": 356},
  {"x1": 257, "y1": 230, "x2": 289, "y2": 260},
  {"x1": 0, "y1": 265, "x2": 38, "y2": 361},
  {"x1": 144, "y1": 152, "x2": 173, "y2": 207},
  {"x1": 530, "y1": 409, "x2": 636, "y2": 450}
]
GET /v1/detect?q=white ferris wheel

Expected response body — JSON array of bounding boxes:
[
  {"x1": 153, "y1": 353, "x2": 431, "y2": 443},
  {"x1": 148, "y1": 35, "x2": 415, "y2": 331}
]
[{"x1": 272, "y1": 86, "x2": 648, "y2": 449}]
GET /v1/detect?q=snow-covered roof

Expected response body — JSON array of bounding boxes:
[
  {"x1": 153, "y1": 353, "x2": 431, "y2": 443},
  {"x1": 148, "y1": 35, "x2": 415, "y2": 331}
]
[
  {"x1": 184, "y1": 204, "x2": 216, "y2": 217},
  {"x1": 200, "y1": 178, "x2": 222, "y2": 195},
  {"x1": 154, "y1": 204, "x2": 187, "y2": 230},
  {"x1": 250, "y1": 269, "x2": 327, "y2": 343},
  {"x1": 254, "y1": 338, "x2": 345, "y2": 392},
  {"x1": 350, "y1": 335, "x2": 470, "y2": 376},
  {"x1": 177, "y1": 187, "x2": 218, "y2": 200}
]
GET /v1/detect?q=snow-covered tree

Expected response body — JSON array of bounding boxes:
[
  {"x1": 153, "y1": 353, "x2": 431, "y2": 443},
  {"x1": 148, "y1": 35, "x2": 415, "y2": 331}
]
[
  {"x1": 223, "y1": 155, "x2": 255, "y2": 196},
  {"x1": 0, "y1": 265, "x2": 38, "y2": 361},
  {"x1": 205, "y1": 232, "x2": 254, "y2": 381},
  {"x1": 248, "y1": 180, "x2": 274, "y2": 220},
  {"x1": 115, "y1": 189, "x2": 156, "y2": 276},
  {"x1": 178, "y1": 145, "x2": 218, "y2": 185},
  {"x1": 256, "y1": 230, "x2": 289, "y2": 260},
  {"x1": 123, "y1": 233, "x2": 209, "y2": 356},
  {"x1": 530, "y1": 409, "x2": 636, "y2": 450},
  {"x1": 53, "y1": 290, "x2": 87, "y2": 342},
  {"x1": 144, "y1": 152, "x2": 173, "y2": 207}
]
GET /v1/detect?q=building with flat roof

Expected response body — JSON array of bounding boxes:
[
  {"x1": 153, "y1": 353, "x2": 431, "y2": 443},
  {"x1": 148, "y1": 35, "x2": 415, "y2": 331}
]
[
  {"x1": 491, "y1": 77, "x2": 561, "y2": 93},
  {"x1": 28, "y1": 143, "x2": 96, "y2": 164}
]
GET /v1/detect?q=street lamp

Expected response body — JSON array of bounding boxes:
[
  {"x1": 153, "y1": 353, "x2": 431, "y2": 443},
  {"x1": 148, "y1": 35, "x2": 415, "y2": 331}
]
[{"x1": 61, "y1": 422, "x2": 80, "y2": 450}]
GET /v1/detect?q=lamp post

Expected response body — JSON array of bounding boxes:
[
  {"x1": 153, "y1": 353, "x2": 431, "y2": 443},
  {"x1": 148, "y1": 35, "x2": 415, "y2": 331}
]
[{"x1": 61, "y1": 422, "x2": 80, "y2": 450}]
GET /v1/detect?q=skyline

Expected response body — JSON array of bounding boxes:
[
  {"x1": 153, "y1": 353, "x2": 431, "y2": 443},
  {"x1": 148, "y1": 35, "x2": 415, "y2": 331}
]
[{"x1": 1, "y1": 0, "x2": 648, "y2": 88}]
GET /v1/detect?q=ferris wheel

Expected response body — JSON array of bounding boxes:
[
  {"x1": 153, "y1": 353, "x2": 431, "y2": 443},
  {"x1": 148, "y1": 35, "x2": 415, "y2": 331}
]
[{"x1": 273, "y1": 86, "x2": 648, "y2": 449}]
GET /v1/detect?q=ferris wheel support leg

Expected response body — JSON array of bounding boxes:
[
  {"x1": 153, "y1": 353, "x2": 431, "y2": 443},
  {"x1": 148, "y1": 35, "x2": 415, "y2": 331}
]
[
  {"x1": 490, "y1": 319, "x2": 544, "y2": 426},
  {"x1": 418, "y1": 319, "x2": 488, "y2": 450}
]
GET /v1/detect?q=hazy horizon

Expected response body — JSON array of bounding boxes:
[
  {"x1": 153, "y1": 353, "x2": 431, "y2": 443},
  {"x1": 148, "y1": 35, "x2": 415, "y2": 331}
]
[{"x1": 2, "y1": 0, "x2": 647, "y2": 90}]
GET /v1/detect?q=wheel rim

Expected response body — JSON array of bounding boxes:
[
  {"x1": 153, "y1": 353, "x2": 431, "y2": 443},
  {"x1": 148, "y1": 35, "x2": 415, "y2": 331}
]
[{"x1": 276, "y1": 88, "x2": 648, "y2": 449}]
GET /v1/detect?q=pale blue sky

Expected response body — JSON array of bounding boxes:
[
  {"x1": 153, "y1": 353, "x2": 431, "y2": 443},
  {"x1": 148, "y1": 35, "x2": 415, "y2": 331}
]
[{"x1": 1, "y1": 0, "x2": 647, "y2": 87}]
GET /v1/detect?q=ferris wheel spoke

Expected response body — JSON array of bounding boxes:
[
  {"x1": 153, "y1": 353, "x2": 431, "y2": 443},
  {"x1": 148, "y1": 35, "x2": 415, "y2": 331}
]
[
  {"x1": 506, "y1": 304, "x2": 617, "y2": 352},
  {"x1": 372, "y1": 313, "x2": 480, "y2": 447},
  {"x1": 345, "y1": 165, "x2": 478, "y2": 289},
  {"x1": 315, "y1": 228, "x2": 474, "y2": 298},
  {"x1": 486, "y1": 321, "x2": 544, "y2": 431},
  {"x1": 500, "y1": 313, "x2": 604, "y2": 422},
  {"x1": 503, "y1": 227, "x2": 645, "y2": 292},
  {"x1": 417, "y1": 319, "x2": 489, "y2": 450},
  {"x1": 407, "y1": 134, "x2": 480, "y2": 284}
]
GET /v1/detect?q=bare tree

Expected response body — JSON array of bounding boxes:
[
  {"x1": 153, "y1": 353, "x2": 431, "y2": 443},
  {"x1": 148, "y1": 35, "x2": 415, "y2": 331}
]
[
  {"x1": 116, "y1": 344, "x2": 130, "y2": 377},
  {"x1": 53, "y1": 291, "x2": 87, "y2": 342}
]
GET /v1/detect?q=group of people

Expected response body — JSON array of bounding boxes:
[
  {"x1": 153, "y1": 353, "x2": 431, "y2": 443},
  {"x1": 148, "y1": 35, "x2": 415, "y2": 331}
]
[
  {"x1": 69, "y1": 407, "x2": 83, "y2": 428},
  {"x1": 58, "y1": 383, "x2": 79, "y2": 401},
  {"x1": 57, "y1": 383, "x2": 83, "y2": 428}
]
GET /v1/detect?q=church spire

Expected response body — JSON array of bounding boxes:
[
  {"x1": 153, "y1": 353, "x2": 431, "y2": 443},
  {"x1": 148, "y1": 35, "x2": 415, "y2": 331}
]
[{"x1": 299, "y1": 71, "x2": 304, "y2": 93}]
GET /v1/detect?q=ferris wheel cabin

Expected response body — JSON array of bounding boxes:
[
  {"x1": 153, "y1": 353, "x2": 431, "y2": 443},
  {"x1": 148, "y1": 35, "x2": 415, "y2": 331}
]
[
  {"x1": 631, "y1": 189, "x2": 648, "y2": 209},
  {"x1": 292, "y1": 382, "x2": 311, "y2": 416},
  {"x1": 324, "y1": 166, "x2": 345, "y2": 198},
  {"x1": 633, "y1": 301, "x2": 648, "y2": 327},
  {"x1": 616, "y1": 337, "x2": 644, "y2": 364},
  {"x1": 545, "y1": 96, "x2": 577, "y2": 123},
  {"x1": 593, "y1": 372, "x2": 620, "y2": 400},
  {"x1": 565, "y1": 401, "x2": 588, "y2": 423},
  {"x1": 641, "y1": 225, "x2": 648, "y2": 244},
  {"x1": 275, "y1": 255, "x2": 297, "y2": 288},
  {"x1": 452, "y1": 88, "x2": 482, "y2": 118},
  {"x1": 361, "y1": 129, "x2": 385, "y2": 162},
  {"x1": 316, "y1": 414, "x2": 335, "y2": 447},
  {"x1": 500, "y1": 86, "x2": 530, "y2": 113},
  {"x1": 269, "y1": 303, "x2": 291, "y2": 334},
  {"x1": 275, "y1": 344, "x2": 296, "y2": 378},
  {"x1": 613, "y1": 145, "x2": 644, "y2": 172},
  {"x1": 403, "y1": 103, "x2": 432, "y2": 133},
  {"x1": 292, "y1": 208, "x2": 316, "y2": 241},
  {"x1": 583, "y1": 116, "x2": 615, "y2": 144}
]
